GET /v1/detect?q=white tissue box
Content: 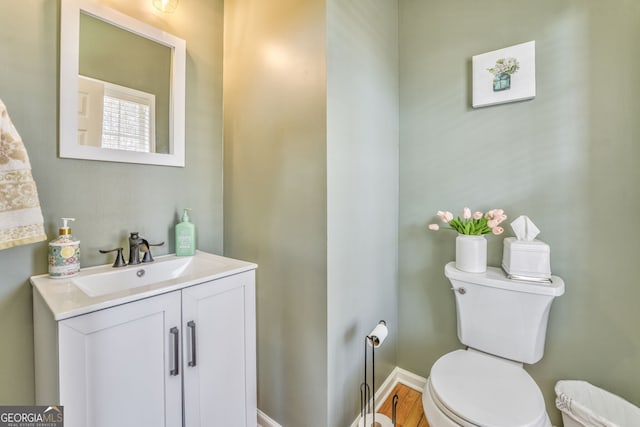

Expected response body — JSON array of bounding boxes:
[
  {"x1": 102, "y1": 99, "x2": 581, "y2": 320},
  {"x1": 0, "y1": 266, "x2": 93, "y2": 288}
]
[{"x1": 502, "y1": 237, "x2": 551, "y2": 279}]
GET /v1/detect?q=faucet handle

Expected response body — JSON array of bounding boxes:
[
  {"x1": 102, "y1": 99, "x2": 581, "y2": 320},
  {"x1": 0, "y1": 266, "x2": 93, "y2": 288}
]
[
  {"x1": 99, "y1": 247, "x2": 127, "y2": 268},
  {"x1": 140, "y1": 241, "x2": 165, "y2": 263}
]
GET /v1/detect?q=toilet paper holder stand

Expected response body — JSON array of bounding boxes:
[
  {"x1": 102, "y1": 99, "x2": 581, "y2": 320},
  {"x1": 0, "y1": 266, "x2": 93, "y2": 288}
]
[{"x1": 359, "y1": 320, "x2": 398, "y2": 427}]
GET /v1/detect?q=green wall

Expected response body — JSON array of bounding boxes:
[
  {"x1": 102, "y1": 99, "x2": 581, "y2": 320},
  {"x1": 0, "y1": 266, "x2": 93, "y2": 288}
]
[
  {"x1": 0, "y1": 0, "x2": 223, "y2": 404},
  {"x1": 224, "y1": 0, "x2": 399, "y2": 425},
  {"x1": 223, "y1": 0, "x2": 329, "y2": 424},
  {"x1": 326, "y1": 1, "x2": 398, "y2": 426},
  {"x1": 398, "y1": 0, "x2": 640, "y2": 424}
]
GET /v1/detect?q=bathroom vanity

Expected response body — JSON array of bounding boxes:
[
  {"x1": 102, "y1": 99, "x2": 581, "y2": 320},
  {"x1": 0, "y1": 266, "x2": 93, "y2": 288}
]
[{"x1": 31, "y1": 251, "x2": 257, "y2": 427}]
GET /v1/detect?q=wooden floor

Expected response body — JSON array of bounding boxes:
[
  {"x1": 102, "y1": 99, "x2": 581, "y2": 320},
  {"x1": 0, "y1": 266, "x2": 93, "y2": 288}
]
[{"x1": 377, "y1": 383, "x2": 430, "y2": 427}]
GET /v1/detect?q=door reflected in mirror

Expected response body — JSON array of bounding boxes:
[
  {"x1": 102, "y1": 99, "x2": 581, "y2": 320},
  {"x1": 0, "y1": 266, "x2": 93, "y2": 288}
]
[{"x1": 60, "y1": 0, "x2": 186, "y2": 166}]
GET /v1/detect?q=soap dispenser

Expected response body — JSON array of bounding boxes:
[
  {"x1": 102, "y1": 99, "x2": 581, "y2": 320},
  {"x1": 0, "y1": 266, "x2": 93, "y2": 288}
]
[
  {"x1": 175, "y1": 208, "x2": 196, "y2": 256},
  {"x1": 48, "y1": 217, "x2": 80, "y2": 278}
]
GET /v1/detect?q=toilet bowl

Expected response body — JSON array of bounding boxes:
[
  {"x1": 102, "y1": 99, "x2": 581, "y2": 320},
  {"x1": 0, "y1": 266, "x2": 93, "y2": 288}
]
[
  {"x1": 422, "y1": 349, "x2": 550, "y2": 427},
  {"x1": 422, "y1": 263, "x2": 565, "y2": 427}
]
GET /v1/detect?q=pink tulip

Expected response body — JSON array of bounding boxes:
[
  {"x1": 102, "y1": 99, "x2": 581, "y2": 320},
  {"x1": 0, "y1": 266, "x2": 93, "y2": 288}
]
[
  {"x1": 487, "y1": 219, "x2": 498, "y2": 228},
  {"x1": 428, "y1": 224, "x2": 439, "y2": 231},
  {"x1": 473, "y1": 211, "x2": 483, "y2": 220},
  {"x1": 463, "y1": 207, "x2": 471, "y2": 219},
  {"x1": 438, "y1": 211, "x2": 453, "y2": 223},
  {"x1": 492, "y1": 226, "x2": 504, "y2": 235}
]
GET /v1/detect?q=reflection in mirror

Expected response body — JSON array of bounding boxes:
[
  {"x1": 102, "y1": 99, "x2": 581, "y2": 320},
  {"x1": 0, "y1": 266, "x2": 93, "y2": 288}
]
[
  {"x1": 60, "y1": 0, "x2": 186, "y2": 166},
  {"x1": 78, "y1": 75, "x2": 157, "y2": 152},
  {"x1": 79, "y1": 11, "x2": 171, "y2": 153}
]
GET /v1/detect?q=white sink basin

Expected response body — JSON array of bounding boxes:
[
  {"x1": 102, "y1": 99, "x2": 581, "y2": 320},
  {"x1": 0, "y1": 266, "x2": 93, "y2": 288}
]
[{"x1": 72, "y1": 255, "x2": 215, "y2": 297}]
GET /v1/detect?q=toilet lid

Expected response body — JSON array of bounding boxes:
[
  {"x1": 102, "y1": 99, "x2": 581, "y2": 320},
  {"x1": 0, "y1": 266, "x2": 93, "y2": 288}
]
[{"x1": 430, "y1": 350, "x2": 547, "y2": 427}]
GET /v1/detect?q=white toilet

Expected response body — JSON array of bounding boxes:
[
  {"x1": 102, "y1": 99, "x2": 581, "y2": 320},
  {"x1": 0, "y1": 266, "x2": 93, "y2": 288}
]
[{"x1": 422, "y1": 262, "x2": 565, "y2": 427}]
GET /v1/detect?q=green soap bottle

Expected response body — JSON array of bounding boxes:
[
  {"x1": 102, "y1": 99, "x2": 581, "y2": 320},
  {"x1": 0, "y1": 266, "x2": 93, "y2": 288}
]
[{"x1": 175, "y1": 208, "x2": 196, "y2": 256}]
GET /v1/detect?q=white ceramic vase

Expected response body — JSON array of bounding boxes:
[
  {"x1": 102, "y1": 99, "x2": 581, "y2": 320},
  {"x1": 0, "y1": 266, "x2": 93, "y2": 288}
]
[{"x1": 455, "y1": 234, "x2": 487, "y2": 273}]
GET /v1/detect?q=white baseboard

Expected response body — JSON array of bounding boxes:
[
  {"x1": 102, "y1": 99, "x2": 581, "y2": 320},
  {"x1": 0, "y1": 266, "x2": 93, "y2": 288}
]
[
  {"x1": 349, "y1": 367, "x2": 427, "y2": 427},
  {"x1": 393, "y1": 366, "x2": 427, "y2": 392},
  {"x1": 257, "y1": 408, "x2": 282, "y2": 427},
  {"x1": 257, "y1": 367, "x2": 426, "y2": 427}
]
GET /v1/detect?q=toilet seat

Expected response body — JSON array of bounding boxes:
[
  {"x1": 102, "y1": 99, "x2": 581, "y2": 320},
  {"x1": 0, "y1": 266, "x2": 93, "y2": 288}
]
[{"x1": 428, "y1": 349, "x2": 550, "y2": 427}]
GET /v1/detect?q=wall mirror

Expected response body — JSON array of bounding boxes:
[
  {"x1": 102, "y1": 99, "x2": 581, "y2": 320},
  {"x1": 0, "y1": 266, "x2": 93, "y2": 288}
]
[{"x1": 60, "y1": 0, "x2": 186, "y2": 167}]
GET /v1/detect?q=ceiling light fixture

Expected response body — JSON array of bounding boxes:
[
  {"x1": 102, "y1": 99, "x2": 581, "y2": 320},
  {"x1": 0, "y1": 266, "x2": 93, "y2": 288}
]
[{"x1": 152, "y1": 0, "x2": 179, "y2": 14}]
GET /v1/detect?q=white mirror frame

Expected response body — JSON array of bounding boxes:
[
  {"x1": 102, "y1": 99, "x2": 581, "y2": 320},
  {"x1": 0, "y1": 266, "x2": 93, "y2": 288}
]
[{"x1": 60, "y1": 0, "x2": 186, "y2": 167}]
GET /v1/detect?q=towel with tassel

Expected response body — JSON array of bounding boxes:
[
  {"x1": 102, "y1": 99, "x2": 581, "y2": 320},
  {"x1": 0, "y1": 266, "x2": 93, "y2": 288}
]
[{"x1": 0, "y1": 98, "x2": 47, "y2": 250}]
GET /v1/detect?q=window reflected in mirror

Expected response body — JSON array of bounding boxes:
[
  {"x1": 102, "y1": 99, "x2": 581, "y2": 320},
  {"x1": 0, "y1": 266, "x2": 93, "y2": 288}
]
[{"x1": 78, "y1": 75, "x2": 156, "y2": 152}]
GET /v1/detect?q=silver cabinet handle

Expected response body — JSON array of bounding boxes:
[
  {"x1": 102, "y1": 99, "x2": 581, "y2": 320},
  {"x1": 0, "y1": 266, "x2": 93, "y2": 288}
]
[
  {"x1": 187, "y1": 320, "x2": 197, "y2": 367},
  {"x1": 170, "y1": 327, "x2": 179, "y2": 376}
]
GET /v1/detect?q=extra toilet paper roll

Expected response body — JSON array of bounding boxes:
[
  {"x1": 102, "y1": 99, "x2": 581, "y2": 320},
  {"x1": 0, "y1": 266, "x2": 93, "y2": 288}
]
[{"x1": 367, "y1": 323, "x2": 388, "y2": 348}]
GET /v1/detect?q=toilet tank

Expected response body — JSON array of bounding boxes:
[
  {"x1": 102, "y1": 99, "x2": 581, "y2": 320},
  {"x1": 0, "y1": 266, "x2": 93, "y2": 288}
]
[{"x1": 445, "y1": 262, "x2": 564, "y2": 364}]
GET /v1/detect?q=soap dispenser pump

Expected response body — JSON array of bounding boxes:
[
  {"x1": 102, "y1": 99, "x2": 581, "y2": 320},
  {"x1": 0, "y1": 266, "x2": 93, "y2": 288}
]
[
  {"x1": 48, "y1": 217, "x2": 81, "y2": 278},
  {"x1": 175, "y1": 208, "x2": 196, "y2": 256}
]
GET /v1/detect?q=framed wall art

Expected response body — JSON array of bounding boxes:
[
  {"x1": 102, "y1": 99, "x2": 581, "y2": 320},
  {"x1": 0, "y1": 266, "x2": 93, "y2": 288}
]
[{"x1": 472, "y1": 40, "x2": 536, "y2": 108}]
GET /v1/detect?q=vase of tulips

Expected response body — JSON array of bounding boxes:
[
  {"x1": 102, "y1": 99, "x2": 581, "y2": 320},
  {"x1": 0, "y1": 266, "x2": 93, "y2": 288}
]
[{"x1": 428, "y1": 207, "x2": 507, "y2": 273}]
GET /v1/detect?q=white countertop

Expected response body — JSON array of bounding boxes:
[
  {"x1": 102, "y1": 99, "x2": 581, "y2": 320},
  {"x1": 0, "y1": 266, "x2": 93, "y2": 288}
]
[{"x1": 31, "y1": 251, "x2": 257, "y2": 320}]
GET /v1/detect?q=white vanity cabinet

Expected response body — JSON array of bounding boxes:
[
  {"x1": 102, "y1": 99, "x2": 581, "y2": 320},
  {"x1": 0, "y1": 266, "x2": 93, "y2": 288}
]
[
  {"x1": 182, "y1": 271, "x2": 257, "y2": 427},
  {"x1": 56, "y1": 291, "x2": 183, "y2": 427},
  {"x1": 33, "y1": 257, "x2": 256, "y2": 427}
]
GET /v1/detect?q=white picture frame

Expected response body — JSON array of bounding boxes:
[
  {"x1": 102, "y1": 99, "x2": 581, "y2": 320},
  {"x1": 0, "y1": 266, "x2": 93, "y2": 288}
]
[{"x1": 472, "y1": 41, "x2": 536, "y2": 108}]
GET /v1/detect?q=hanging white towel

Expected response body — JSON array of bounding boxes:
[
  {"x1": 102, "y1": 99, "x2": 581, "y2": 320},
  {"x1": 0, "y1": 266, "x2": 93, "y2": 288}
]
[{"x1": 0, "y1": 98, "x2": 47, "y2": 250}]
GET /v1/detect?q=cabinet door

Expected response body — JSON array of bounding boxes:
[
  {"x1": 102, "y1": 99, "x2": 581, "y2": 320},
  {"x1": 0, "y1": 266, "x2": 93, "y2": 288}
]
[
  {"x1": 59, "y1": 291, "x2": 183, "y2": 427},
  {"x1": 182, "y1": 271, "x2": 256, "y2": 427}
]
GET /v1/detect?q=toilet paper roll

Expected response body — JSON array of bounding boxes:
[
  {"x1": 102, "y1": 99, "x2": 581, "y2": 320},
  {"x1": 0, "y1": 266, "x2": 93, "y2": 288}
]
[
  {"x1": 367, "y1": 323, "x2": 388, "y2": 348},
  {"x1": 358, "y1": 413, "x2": 393, "y2": 427}
]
